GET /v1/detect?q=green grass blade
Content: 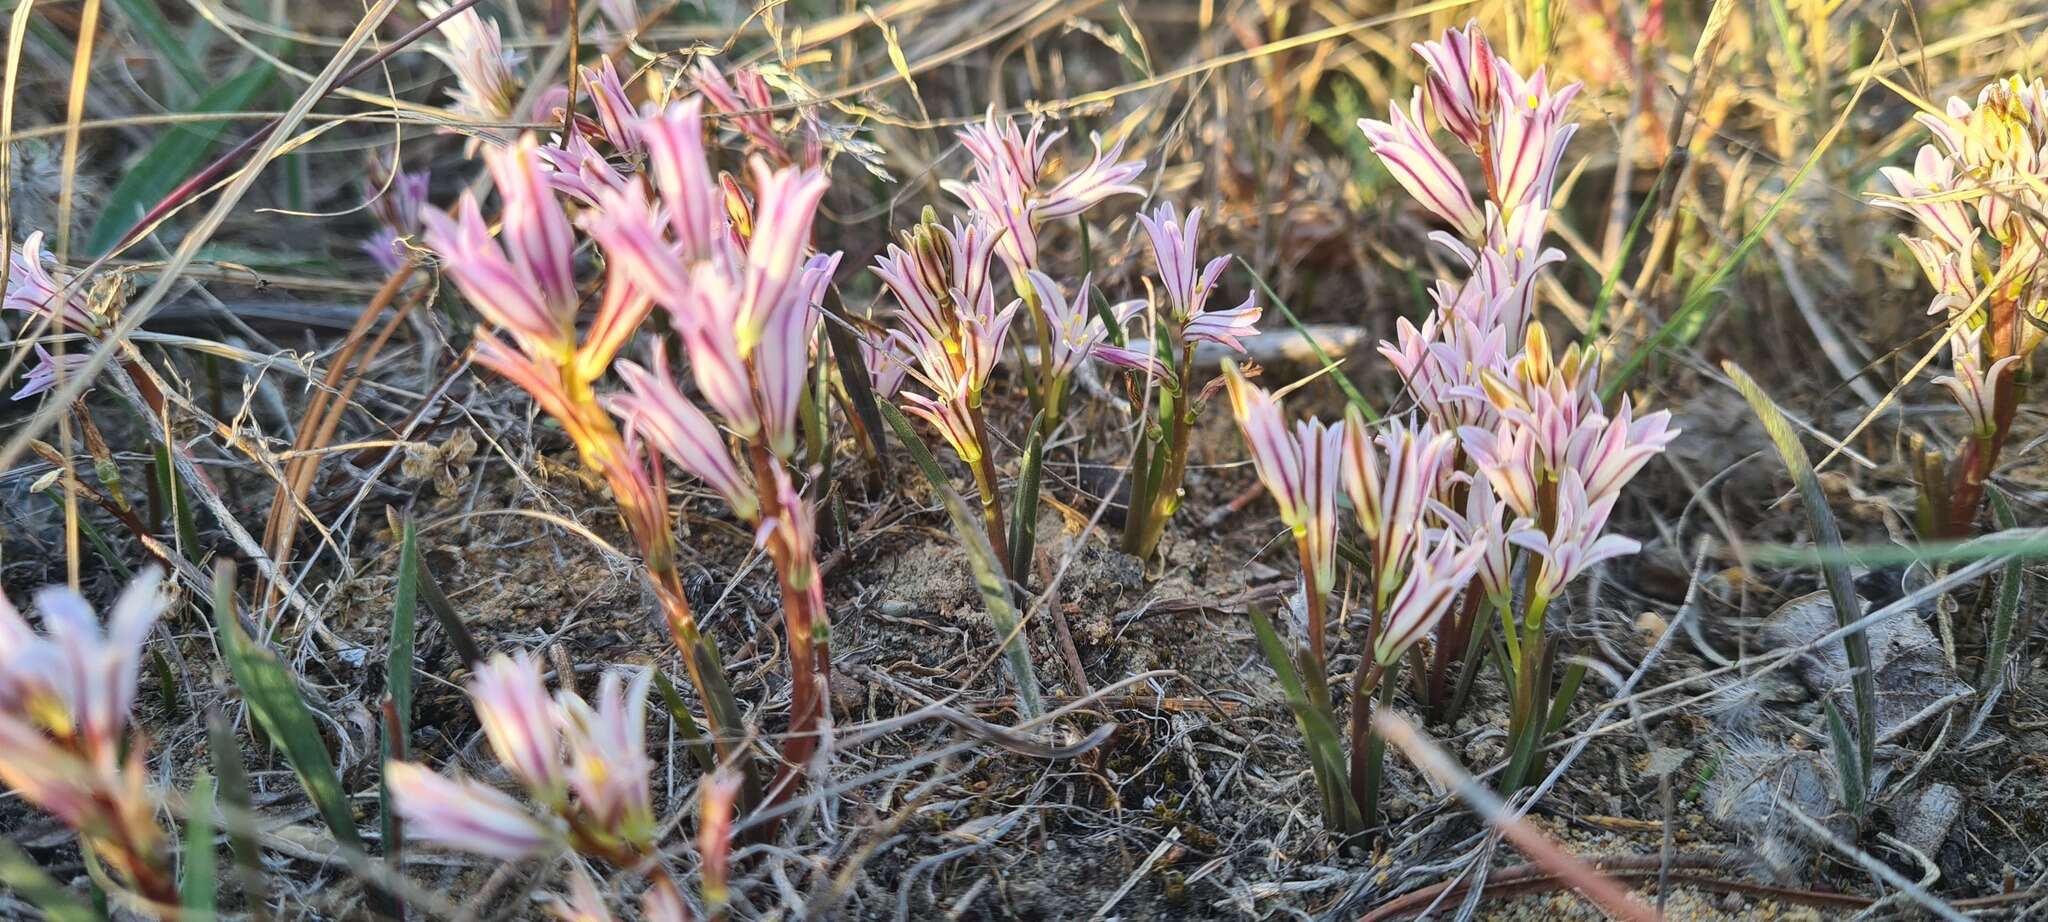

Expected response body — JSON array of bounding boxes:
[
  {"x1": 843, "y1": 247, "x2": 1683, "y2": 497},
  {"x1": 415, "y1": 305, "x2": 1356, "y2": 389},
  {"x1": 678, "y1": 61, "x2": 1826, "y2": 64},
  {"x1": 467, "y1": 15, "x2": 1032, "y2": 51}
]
[
  {"x1": 1752, "y1": 532, "x2": 2048, "y2": 567},
  {"x1": 1236, "y1": 256, "x2": 1378, "y2": 421},
  {"x1": 0, "y1": 841, "x2": 101, "y2": 922},
  {"x1": 380, "y1": 517, "x2": 420, "y2": 867},
  {"x1": 86, "y1": 64, "x2": 280, "y2": 255},
  {"x1": 180, "y1": 774, "x2": 218, "y2": 920},
  {"x1": 213, "y1": 571, "x2": 365, "y2": 854},
  {"x1": 879, "y1": 401, "x2": 1042, "y2": 717},
  {"x1": 1727, "y1": 361, "x2": 1876, "y2": 782},
  {"x1": 821, "y1": 295, "x2": 890, "y2": 480},
  {"x1": 153, "y1": 439, "x2": 199, "y2": 564},
  {"x1": 414, "y1": 549, "x2": 483, "y2": 668},
  {"x1": 652, "y1": 670, "x2": 717, "y2": 774}
]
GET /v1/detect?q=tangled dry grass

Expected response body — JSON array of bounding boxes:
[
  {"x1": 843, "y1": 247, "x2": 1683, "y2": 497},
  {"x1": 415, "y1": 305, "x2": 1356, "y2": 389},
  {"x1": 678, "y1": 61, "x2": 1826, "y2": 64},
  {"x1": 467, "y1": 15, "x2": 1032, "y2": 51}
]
[{"x1": 6, "y1": 0, "x2": 2048, "y2": 920}]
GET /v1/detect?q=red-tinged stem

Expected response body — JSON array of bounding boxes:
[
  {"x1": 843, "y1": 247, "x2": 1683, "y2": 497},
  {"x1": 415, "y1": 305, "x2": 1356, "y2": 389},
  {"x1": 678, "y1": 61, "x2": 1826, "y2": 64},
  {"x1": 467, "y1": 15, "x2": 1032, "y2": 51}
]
[
  {"x1": 113, "y1": 0, "x2": 488, "y2": 255},
  {"x1": 1296, "y1": 534, "x2": 1327, "y2": 673},
  {"x1": 1944, "y1": 363, "x2": 2021, "y2": 538},
  {"x1": 747, "y1": 442, "x2": 828, "y2": 815}
]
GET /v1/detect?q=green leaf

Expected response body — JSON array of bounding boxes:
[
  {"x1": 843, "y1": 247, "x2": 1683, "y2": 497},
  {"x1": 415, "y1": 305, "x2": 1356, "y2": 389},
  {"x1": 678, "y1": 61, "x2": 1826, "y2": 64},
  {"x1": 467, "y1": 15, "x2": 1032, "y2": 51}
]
[
  {"x1": 1982, "y1": 491, "x2": 2023, "y2": 694},
  {"x1": 87, "y1": 63, "x2": 280, "y2": 256},
  {"x1": 208, "y1": 712, "x2": 268, "y2": 913},
  {"x1": 652, "y1": 670, "x2": 718, "y2": 774},
  {"x1": 180, "y1": 774, "x2": 218, "y2": 920},
  {"x1": 154, "y1": 435, "x2": 199, "y2": 564},
  {"x1": 0, "y1": 841, "x2": 100, "y2": 922},
  {"x1": 879, "y1": 402, "x2": 1042, "y2": 717},
  {"x1": 1823, "y1": 699, "x2": 1866, "y2": 813},
  {"x1": 1007, "y1": 413, "x2": 1046, "y2": 585},
  {"x1": 1248, "y1": 610, "x2": 1360, "y2": 833},
  {"x1": 381, "y1": 518, "x2": 420, "y2": 856},
  {"x1": 214, "y1": 573, "x2": 365, "y2": 853},
  {"x1": 108, "y1": 0, "x2": 206, "y2": 93},
  {"x1": 819, "y1": 293, "x2": 889, "y2": 480},
  {"x1": 1727, "y1": 362, "x2": 1875, "y2": 785},
  {"x1": 415, "y1": 549, "x2": 483, "y2": 668}
]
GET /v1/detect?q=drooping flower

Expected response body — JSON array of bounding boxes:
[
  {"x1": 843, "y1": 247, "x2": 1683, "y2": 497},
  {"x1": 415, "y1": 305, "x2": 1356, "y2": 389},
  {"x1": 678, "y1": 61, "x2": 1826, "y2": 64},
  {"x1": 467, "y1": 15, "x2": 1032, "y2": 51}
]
[
  {"x1": 13, "y1": 345, "x2": 93, "y2": 401},
  {"x1": 384, "y1": 761, "x2": 556, "y2": 860},
  {"x1": 1035, "y1": 132, "x2": 1147, "y2": 221},
  {"x1": 421, "y1": 1, "x2": 521, "y2": 121},
  {"x1": 610, "y1": 349, "x2": 760, "y2": 520},
  {"x1": 6, "y1": 231, "x2": 100, "y2": 335},
  {"x1": 468, "y1": 651, "x2": 567, "y2": 804},
  {"x1": 555, "y1": 668, "x2": 656, "y2": 849}
]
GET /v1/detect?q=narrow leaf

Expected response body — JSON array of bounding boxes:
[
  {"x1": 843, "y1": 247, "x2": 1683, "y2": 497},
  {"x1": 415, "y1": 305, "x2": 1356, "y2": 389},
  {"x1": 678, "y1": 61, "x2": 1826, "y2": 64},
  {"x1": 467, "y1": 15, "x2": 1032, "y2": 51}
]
[
  {"x1": 87, "y1": 64, "x2": 280, "y2": 255},
  {"x1": 180, "y1": 774, "x2": 218, "y2": 920},
  {"x1": 1727, "y1": 361, "x2": 1876, "y2": 782},
  {"x1": 1824, "y1": 699, "x2": 1867, "y2": 813},
  {"x1": 0, "y1": 841, "x2": 100, "y2": 922},
  {"x1": 108, "y1": 0, "x2": 205, "y2": 92},
  {"x1": 1008, "y1": 413, "x2": 1046, "y2": 585},
  {"x1": 415, "y1": 549, "x2": 483, "y2": 668},
  {"x1": 820, "y1": 294, "x2": 890, "y2": 481},
  {"x1": 1249, "y1": 609, "x2": 1361, "y2": 832},
  {"x1": 214, "y1": 571, "x2": 365, "y2": 853},
  {"x1": 880, "y1": 402, "x2": 1042, "y2": 717},
  {"x1": 1237, "y1": 256, "x2": 1377, "y2": 421},
  {"x1": 652, "y1": 670, "x2": 717, "y2": 774},
  {"x1": 1982, "y1": 491, "x2": 2023, "y2": 693},
  {"x1": 207, "y1": 712, "x2": 268, "y2": 916}
]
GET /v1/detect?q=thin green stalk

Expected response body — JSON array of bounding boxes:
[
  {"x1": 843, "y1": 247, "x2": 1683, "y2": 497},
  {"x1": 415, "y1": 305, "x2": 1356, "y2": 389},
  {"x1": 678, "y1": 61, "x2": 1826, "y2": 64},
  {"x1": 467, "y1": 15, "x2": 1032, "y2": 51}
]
[{"x1": 1356, "y1": 659, "x2": 1401, "y2": 833}]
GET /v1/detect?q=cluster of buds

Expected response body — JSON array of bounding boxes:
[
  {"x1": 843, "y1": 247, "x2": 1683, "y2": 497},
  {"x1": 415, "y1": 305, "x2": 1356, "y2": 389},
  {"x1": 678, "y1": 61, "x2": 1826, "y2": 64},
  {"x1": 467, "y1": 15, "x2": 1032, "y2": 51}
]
[
  {"x1": 1873, "y1": 76, "x2": 2048, "y2": 536},
  {"x1": 387, "y1": 652, "x2": 655, "y2": 861},
  {"x1": 0, "y1": 570, "x2": 175, "y2": 909}
]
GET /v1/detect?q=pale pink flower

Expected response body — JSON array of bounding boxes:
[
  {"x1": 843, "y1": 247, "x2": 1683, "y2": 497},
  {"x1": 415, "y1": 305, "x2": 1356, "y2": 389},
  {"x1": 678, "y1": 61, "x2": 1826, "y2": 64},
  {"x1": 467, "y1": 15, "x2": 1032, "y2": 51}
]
[
  {"x1": 5, "y1": 231, "x2": 99, "y2": 335},
  {"x1": 468, "y1": 651, "x2": 565, "y2": 805},
  {"x1": 694, "y1": 59, "x2": 783, "y2": 159},
  {"x1": 384, "y1": 761, "x2": 555, "y2": 860},
  {"x1": 534, "y1": 132, "x2": 632, "y2": 208},
  {"x1": 1136, "y1": 202, "x2": 1262, "y2": 351},
  {"x1": 0, "y1": 570, "x2": 167, "y2": 765},
  {"x1": 611, "y1": 349, "x2": 760, "y2": 520},
  {"x1": 13, "y1": 345, "x2": 93, "y2": 401},
  {"x1": 1566, "y1": 397, "x2": 1677, "y2": 503},
  {"x1": 421, "y1": 1, "x2": 520, "y2": 120},
  {"x1": 1035, "y1": 132, "x2": 1146, "y2": 220},
  {"x1": 1413, "y1": 21, "x2": 1499, "y2": 151},
  {"x1": 555, "y1": 668, "x2": 656, "y2": 848},
  {"x1": 948, "y1": 166, "x2": 1039, "y2": 274},
  {"x1": 1224, "y1": 364, "x2": 1345, "y2": 594},
  {"x1": 1360, "y1": 92, "x2": 1485, "y2": 239},
  {"x1": 584, "y1": 57, "x2": 643, "y2": 155},
  {"x1": 1372, "y1": 529, "x2": 1485, "y2": 666},
  {"x1": 642, "y1": 875, "x2": 694, "y2": 922},
  {"x1": 1342, "y1": 410, "x2": 1458, "y2": 606},
  {"x1": 697, "y1": 769, "x2": 743, "y2": 917},
  {"x1": 862, "y1": 328, "x2": 915, "y2": 400},
  {"x1": 422, "y1": 172, "x2": 576, "y2": 358},
  {"x1": 1026, "y1": 271, "x2": 1147, "y2": 381},
  {"x1": 1875, "y1": 145, "x2": 1980, "y2": 254},
  {"x1": 1936, "y1": 323, "x2": 2023, "y2": 437},
  {"x1": 902, "y1": 378, "x2": 984, "y2": 464},
  {"x1": 639, "y1": 98, "x2": 725, "y2": 262},
  {"x1": 1509, "y1": 472, "x2": 1642, "y2": 601},
  {"x1": 1487, "y1": 61, "x2": 1581, "y2": 214},
  {"x1": 1430, "y1": 473, "x2": 1527, "y2": 608}
]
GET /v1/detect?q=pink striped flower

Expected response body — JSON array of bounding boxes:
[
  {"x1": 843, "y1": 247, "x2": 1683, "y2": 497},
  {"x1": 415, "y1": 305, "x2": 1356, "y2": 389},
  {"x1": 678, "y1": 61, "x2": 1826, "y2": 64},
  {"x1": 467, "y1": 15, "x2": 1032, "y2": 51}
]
[
  {"x1": 1360, "y1": 92, "x2": 1485, "y2": 240},
  {"x1": 0, "y1": 569, "x2": 166, "y2": 767},
  {"x1": 1224, "y1": 364, "x2": 1345, "y2": 595},
  {"x1": 639, "y1": 98, "x2": 726, "y2": 262},
  {"x1": 694, "y1": 59, "x2": 784, "y2": 161},
  {"x1": 1036, "y1": 132, "x2": 1146, "y2": 220},
  {"x1": 1027, "y1": 271, "x2": 1148, "y2": 381},
  {"x1": 534, "y1": 132, "x2": 632, "y2": 208},
  {"x1": 949, "y1": 165, "x2": 1040, "y2": 274},
  {"x1": 421, "y1": 1, "x2": 520, "y2": 121},
  {"x1": 13, "y1": 346, "x2": 93, "y2": 401},
  {"x1": 1487, "y1": 61, "x2": 1580, "y2": 215},
  {"x1": 1413, "y1": 21, "x2": 1499, "y2": 151},
  {"x1": 1136, "y1": 203, "x2": 1263, "y2": 352},
  {"x1": 584, "y1": 57, "x2": 644, "y2": 155},
  {"x1": 1567, "y1": 397, "x2": 1678, "y2": 503},
  {"x1": 385, "y1": 761, "x2": 555, "y2": 860},
  {"x1": 1936, "y1": 323, "x2": 2023, "y2": 437},
  {"x1": 0, "y1": 715, "x2": 161, "y2": 869},
  {"x1": 1430, "y1": 473, "x2": 1527, "y2": 608},
  {"x1": 468, "y1": 651, "x2": 566, "y2": 806},
  {"x1": 862, "y1": 328, "x2": 916, "y2": 400},
  {"x1": 1508, "y1": 471, "x2": 1642, "y2": 601},
  {"x1": 554, "y1": 668, "x2": 656, "y2": 849},
  {"x1": 1458, "y1": 421, "x2": 1540, "y2": 521},
  {"x1": 1342, "y1": 410, "x2": 1458, "y2": 607},
  {"x1": 902, "y1": 375, "x2": 984, "y2": 464},
  {"x1": 1875, "y1": 145, "x2": 1980, "y2": 254},
  {"x1": 5, "y1": 231, "x2": 100, "y2": 335},
  {"x1": 1372, "y1": 529, "x2": 1485, "y2": 666},
  {"x1": 610, "y1": 349, "x2": 759, "y2": 520},
  {"x1": 422, "y1": 152, "x2": 579, "y2": 357}
]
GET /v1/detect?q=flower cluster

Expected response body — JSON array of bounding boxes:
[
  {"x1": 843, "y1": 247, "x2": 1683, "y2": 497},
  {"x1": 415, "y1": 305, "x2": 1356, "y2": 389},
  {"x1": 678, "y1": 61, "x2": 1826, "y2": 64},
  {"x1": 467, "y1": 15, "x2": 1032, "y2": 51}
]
[
  {"x1": 0, "y1": 570, "x2": 175, "y2": 907},
  {"x1": 387, "y1": 651, "x2": 653, "y2": 861},
  {"x1": 942, "y1": 108, "x2": 1146, "y2": 277},
  {"x1": 6, "y1": 231, "x2": 105, "y2": 400},
  {"x1": 1873, "y1": 76, "x2": 2048, "y2": 534}
]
